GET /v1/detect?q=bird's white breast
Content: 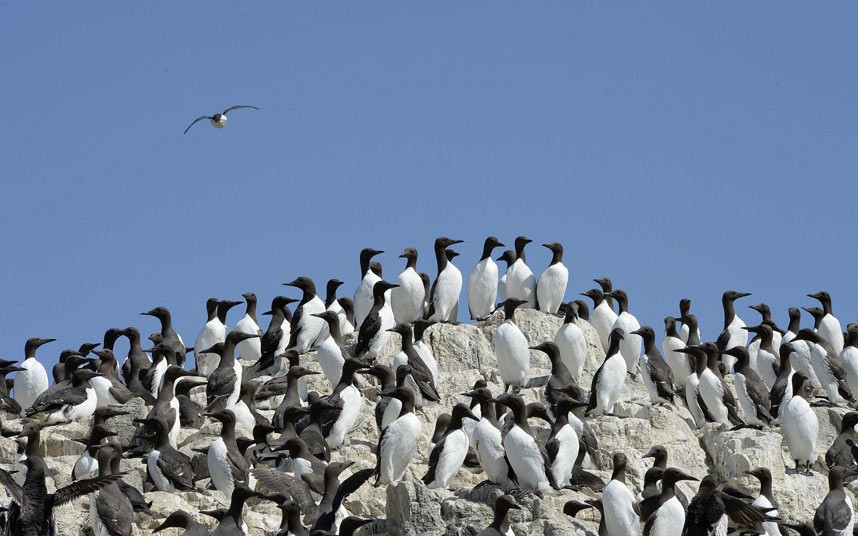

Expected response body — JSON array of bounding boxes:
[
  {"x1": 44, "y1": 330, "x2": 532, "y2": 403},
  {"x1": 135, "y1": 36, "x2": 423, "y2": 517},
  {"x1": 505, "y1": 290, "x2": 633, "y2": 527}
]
[
  {"x1": 495, "y1": 320, "x2": 531, "y2": 387},
  {"x1": 428, "y1": 429, "x2": 469, "y2": 488},
  {"x1": 467, "y1": 257, "x2": 499, "y2": 320},
  {"x1": 503, "y1": 425, "x2": 549, "y2": 492},
  {"x1": 392, "y1": 267, "x2": 425, "y2": 325},
  {"x1": 536, "y1": 262, "x2": 568, "y2": 314},
  {"x1": 554, "y1": 322, "x2": 587, "y2": 381}
]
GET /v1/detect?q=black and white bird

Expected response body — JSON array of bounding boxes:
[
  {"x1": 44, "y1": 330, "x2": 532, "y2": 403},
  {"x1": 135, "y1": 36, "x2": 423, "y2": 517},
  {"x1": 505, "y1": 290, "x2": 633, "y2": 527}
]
[
  {"x1": 720, "y1": 345, "x2": 773, "y2": 428},
  {"x1": 391, "y1": 247, "x2": 425, "y2": 325},
  {"x1": 422, "y1": 403, "x2": 478, "y2": 489},
  {"x1": 425, "y1": 237, "x2": 465, "y2": 322},
  {"x1": 183, "y1": 105, "x2": 259, "y2": 134},
  {"x1": 814, "y1": 465, "x2": 856, "y2": 536},
  {"x1": 136, "y1": 416, "x2": 195, "y2": 492},
  {"x1": 503, "y1": 236, "x2": 537, "y2": 309},
  {"x1": 353, "y1": 248, "x2": 385, "y2": 327},
  {"x1": 476, "y1": 495, "x2": 521, "y2": 536},
  {"x1": 354, "y1": 280, "x2": 399, "y2": 361},
  {"x1": 536, "y1": 242, "x2": 568, "y2": 314},
  {"x1": 744, "y1": 467, "x2": 787, "y2": 536},
  {"x1": 554, "y1": 302, "x2": 588, "y2": 382},
  {"x1": 632, "y1": 326, "x2": 675, "y2": 405},
  {"x1": 467, "y1": 236, "x2": 505, "y2": 320}
]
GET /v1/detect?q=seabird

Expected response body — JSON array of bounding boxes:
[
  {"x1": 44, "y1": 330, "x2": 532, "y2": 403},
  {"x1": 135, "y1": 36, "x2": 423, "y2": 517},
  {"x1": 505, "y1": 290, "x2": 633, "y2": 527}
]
[
  {"x1": 632, "y1": 326, "x2": 675, "y2": 405},
  {"x1": 605, "y1": 289, "x2": 641, "y2": 375},
  {"x1": 26, "y1": 368, "x2": 99, "y2": 425},
  {"x1": 353, "y1": 248, "x2": 385, "y2": 328},
  {"x1": 476, "y1": 495, "x2": 520, "y2": 536},
  {"x1": 793, "y1": 328, "x2": 853, "y2": 405},
  {"x1": 546, "y1": 396, "x2": 584, "y2": 488},
  {"x1": 554, "y1": 302, "x2": 588, "y2": 382},
  {"x1": 183, "y1": 105, "x2": 259, "y2": 134},
  {"x1": 720, "y1": 345, "x2": 773, "y2": 427},
  {"x1": 425, "y1": 237, "x2": 465, "y2": 322},
  {"x1": 492, "y1": 392, "x2": 555, "y2": 492},
  {"x1": 530, "y1": 341, "x2": 581, "y2": 407},
  {"x1": 427, "y1": 412, "x2": 451, "y2": 458},
  {"x1": 843, "y1": 323, "x2": 858, "y2": 397},
  {"x1": 496, "y1": 250, "x2": 516, "y2": 303},
  {"x1": 461, "y1": 385, "x2": 512, "y2": 487},
  {"x1": 391, "y1": 247, "x2": 425, "y2": 325},
  {"x1": 206, "y1": 409, "x2": 253, "y2": 499},
  {"x1": 536, "y1": 242, "x2": 568, "y2": 314},
  {"x1": 744, "y1": 467, "x2": 787, "y2": 536},
  {"x1": 374, "y1": 387, "x2": 422, "y2": 486},
  {"x1": 422, "y1": 403, "x2": 478, "y2": 488},
  {"x1": 808, "y1": 291, "x2": 845, "y2": 355},
  {"x1": 89, "y1": 349, "x2": 138, "y2": 407},
  {"x1": 494, "y1": 298, "x2": 531, "y2": 393},
  {"x1": 140, "y1": 306, "x2": 186, "y2": 368},
  {"x1": 780, "y1": 372, "x2": 819, "y2": 474},
  {"x1": 354, "y1": 280, "x2": 399, "y2": 360},
  {"x1": 136, "y1": 416, "x2": 195, "y2": 492},
  {"x1": 253, "y1": 296, "x2": 297, "y2": 377},
  {"x1": 640, "y1": 467, "x2": 698, "y2": 536},
  {"x1": 72, "y1": 424, "x2": 117, "y2": 480},
  {"x1": 744, "y1": 324, "x2": 780, "y2": 390},
  {"x1": 312, "y1": 311, "x2": 350, "y2": 387},
  {"x1": 769, "y1": 344, "x2": 794, "y2": 419},
  {"x1": 581, "y1": 288, "x2": 617, "y2": 354},
  {"x1": 324, "y1": 279, "x2": 352, "y2": 337},
  {"x1": 13, "y1": 337, "x2": 54, "y2": 412},
  {"x1": 285, "y1": 277, "x2": 328, "y2": 354},
  {"x1": 693, "y1": 342, "x2": 742, "y2": 427},
  {"x1": 467, "y1": 236, "x2": 504, "y2": 320},
  {"x1": 153, "y1": 510, "x2": 209, "y2": 535},
  {"x1": 208, "y1": 484, "x2": 264, "y2": 536},
  {"x1": 323, "y1": 358, "x2": 368, "y2": 449},
  {"x1": 356, "y1": 364, "x2": 394, "y2": 430},
  {"x1": 387, "y1": 324, "x2": 440, "y2": 407},
  {"x1": 235, "y1": 292, "x2": 263, "y2": 362},
  {"x1": 205, "y1": 331, "x2": 258, "y2": 412},
  {"x1": 193, "y1": 298, "x2": 234, "y2": 377},
  {"x1": 814, "y1": 465, "x2": 856, "y2": 536},
  {"x1": 602, "y1": 452, "x2": 638, "y2": 536},
  {"x1": 677, "y1": 298, "x2": 701, "y2": 344},
  {"x1": 146, "y1": 365, "x2": 201, "y2": 448},
  {"x1": 270, "y1": 366, "x2": 319, "y2": 430},
  {"x1": 503, "y1": 236, "x2": 536, "y2": 309},
  {"x1": 716, "y1": 290, "x2": 751, "y2": 370},
  {"x1": 90, "y1": 443, "x2": 134, "y2": 536},
  {"x1": 586, "y1": 328, "x2": 627, "y2": 416},
  {"x1": 683, "y1": 473, "x2": 777, "y2": 535},
  {"x1": 661, "y1": 316, "x2": 690, "y2": 389},
  {"x1": 0, "y1": 452, "x2": 123, "y2": 536}
]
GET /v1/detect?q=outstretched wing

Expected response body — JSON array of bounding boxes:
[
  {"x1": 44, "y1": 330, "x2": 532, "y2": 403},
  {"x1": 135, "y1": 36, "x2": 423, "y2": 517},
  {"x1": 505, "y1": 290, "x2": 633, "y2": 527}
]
[
  {"x1": 223, "y1": 105, "x2": 260, "y2": 114},
  {"x1": 0, "y1": 468, "x2": 24, "y2": 504},
  {"x1": 184, "y1": 116, "x2": 211, "y2": 135},
  {"x1": 54, "y1": 473, "x2": 126, "y2": 507},
  {"x1": 313, "y1": 468, "x2": 374, "y2": 531}
]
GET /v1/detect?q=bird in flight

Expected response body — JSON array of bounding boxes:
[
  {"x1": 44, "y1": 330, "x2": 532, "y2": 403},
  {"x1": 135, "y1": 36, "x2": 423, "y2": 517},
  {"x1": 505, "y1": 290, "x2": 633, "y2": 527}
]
[{"x1": 184, "y1": 105, "x2": 260, "y2": 134}]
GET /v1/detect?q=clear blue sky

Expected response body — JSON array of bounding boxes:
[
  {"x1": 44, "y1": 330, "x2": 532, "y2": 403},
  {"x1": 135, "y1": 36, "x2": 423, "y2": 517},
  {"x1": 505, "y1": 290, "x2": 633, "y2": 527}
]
[{"x1": 2, "y1": 3, "x2": 856, "y2": 372}]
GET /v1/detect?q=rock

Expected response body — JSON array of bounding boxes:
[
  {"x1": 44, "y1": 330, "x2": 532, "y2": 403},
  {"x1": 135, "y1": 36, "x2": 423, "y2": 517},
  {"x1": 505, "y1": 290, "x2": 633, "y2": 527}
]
[
  {"x1": 386, "y1": 480, "x2": 444, "y2": 536},
  {"x1": 5, "y1": 308, "x2": 855, "y2": 535}
]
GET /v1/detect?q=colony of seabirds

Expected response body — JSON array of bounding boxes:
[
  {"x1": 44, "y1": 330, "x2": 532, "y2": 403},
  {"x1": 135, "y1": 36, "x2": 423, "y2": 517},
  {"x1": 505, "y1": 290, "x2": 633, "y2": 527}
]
[{"x1": 1, "y1": 235, "x2": 857, "y2": 536}]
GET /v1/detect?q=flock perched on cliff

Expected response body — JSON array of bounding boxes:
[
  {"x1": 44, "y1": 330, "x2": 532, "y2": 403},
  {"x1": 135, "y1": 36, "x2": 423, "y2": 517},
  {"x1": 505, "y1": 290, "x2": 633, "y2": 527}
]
[{"x1": 1, "y1": 235, "x2": 857, "y2": 535}]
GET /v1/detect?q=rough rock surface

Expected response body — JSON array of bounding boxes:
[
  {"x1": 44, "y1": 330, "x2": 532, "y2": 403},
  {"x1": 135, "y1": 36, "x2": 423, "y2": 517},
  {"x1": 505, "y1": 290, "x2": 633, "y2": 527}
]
[{"x1": 1, "y1": 308, "x2": 852, "y2": 534}]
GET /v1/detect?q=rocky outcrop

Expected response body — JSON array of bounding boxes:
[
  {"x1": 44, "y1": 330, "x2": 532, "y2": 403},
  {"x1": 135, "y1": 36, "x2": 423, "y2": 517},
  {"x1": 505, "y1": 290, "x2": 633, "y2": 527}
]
[{"x1": 1, "y1": 308, "x2": 851, "y2": 535}]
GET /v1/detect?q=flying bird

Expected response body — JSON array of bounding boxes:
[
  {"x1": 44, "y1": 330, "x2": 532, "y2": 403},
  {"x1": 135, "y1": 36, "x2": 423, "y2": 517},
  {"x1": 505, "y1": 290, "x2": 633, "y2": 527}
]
[{"x1": 184, "y1": 105, "x2": 259, "y2": 134}]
